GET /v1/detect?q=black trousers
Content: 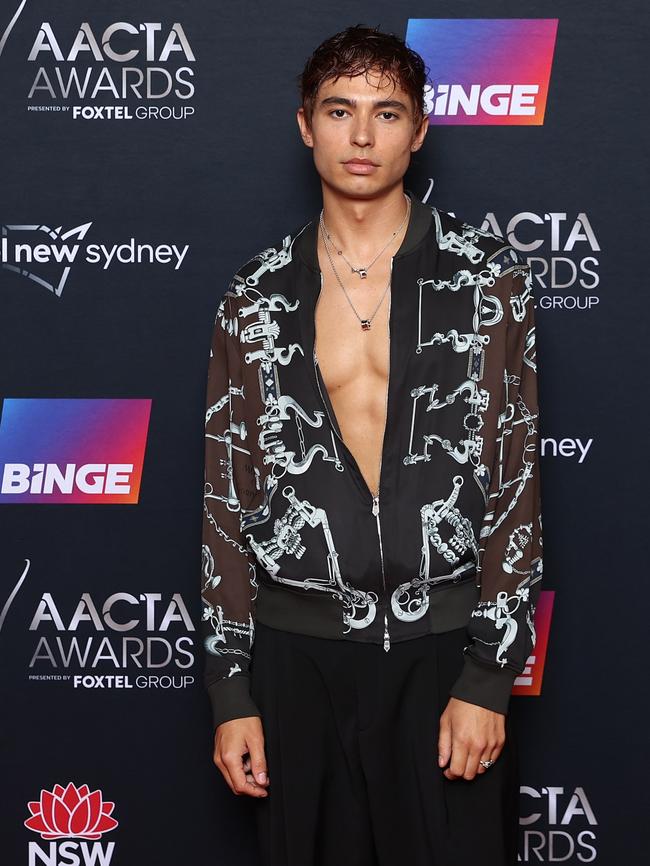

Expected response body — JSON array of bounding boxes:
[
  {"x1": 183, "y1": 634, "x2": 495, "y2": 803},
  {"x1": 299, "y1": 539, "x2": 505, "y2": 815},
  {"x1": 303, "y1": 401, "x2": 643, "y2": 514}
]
[{"x1": 250, "y1": 620, "x2": 520, "y2": 866}]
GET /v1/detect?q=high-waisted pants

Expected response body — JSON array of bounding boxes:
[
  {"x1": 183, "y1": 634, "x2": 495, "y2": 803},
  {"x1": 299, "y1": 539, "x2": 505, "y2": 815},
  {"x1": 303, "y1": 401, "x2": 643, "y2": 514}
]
[{"x1": 249, "y1": 620, "x2": 520, "y2": 866}]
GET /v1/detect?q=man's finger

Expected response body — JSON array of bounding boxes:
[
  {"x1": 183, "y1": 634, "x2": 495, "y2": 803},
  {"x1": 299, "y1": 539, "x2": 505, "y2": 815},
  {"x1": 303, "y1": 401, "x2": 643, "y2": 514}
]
[
  {"x1": 476, "y1": 751, "x2": 489, "y2": 774},
  {"x1": 216, "y1": 753, "x2": 237, "y2": 795},
  {"x1": 242, "y1": 754, "x2": 257, "y2": 784},
  {"x1": 247, "y1": 735, "x2": 270, "y2": 788},
  {"x1": 242, "y1": 752, "x2": 269, "y2": 791},
  {"x1": 438, "y1": 714, "x2": 452, "y2": 768},
  {"x1": 463, "y1": 743, "x2": 484, "y2": 780},
  {"x1": 476, "y1": 736, "x2": 500, "y2": 774},
  {"x1": 485, "y1": 735, "x2": 505, "y2": 768},
  {"x1": 223, "y1": 750, "x2": 261, "y2": 797},
  {"x1": 444, "y1": 734, "x2": 468, "y2": 780}
]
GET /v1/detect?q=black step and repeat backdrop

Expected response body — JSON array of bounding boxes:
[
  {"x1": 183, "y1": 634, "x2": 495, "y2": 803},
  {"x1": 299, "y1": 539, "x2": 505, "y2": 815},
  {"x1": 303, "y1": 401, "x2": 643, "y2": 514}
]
[{"x1": 1, "y1": 1, "x2": 647, "y2": 863}]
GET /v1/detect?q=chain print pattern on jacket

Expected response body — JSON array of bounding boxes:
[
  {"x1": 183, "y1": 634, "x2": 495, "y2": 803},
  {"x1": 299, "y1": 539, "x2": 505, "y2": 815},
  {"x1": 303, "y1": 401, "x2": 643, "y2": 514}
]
[
  {"x1": 466, "y1": 263, "x2": 543, "y2": 670},
  {"x1": 225, "y1": 233, "x2": 381, "y2": 627},
  {"x1": 201, "y1": 291, "x2": 258, "y2": 691},
  {"x1": 201, "y1": 193, "x2": 544, "y2": 728},
  {"x1": 395, "y1": 210, "x2": 543, "y2": 679}
]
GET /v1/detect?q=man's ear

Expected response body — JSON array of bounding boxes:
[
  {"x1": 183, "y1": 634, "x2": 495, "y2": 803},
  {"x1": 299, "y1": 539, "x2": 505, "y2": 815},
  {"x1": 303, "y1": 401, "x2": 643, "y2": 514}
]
[
  {"x1": 296, "y1": 107, "x2": 314, "y2": 148},
  {"x1": 410, "y1": 113, "x2": 430, "y2": 152}
]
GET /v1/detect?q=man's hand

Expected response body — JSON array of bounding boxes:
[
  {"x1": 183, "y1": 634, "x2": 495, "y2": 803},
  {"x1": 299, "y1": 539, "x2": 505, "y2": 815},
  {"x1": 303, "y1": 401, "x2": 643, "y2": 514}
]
[
  {"x1": 438, "y1": 696, "x2": 506, "y2": 781},
  {"x1": 213, "y1": 716, "x2": 270, "y2": 798}
]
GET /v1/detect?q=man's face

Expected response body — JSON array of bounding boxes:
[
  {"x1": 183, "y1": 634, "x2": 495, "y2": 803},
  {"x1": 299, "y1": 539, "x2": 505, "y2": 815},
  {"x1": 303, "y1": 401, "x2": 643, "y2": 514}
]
[{"x1": 297, "y1": 68, "x2": 429, "y2": 198}]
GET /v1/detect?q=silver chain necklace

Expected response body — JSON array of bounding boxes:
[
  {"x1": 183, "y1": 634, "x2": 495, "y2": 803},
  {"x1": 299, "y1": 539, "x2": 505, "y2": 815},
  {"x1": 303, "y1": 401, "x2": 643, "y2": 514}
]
[
  {"x1": 319, "y1": 192, "x2": 411, "y2": 279},
  {"x1": 319, "y1": 219, "x2": 393, "y2": 331}
]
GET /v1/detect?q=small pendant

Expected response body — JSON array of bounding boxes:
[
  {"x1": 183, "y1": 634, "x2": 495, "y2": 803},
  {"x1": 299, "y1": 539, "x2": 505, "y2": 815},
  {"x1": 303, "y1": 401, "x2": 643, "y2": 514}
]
[
  {"x1": 358, "y1": 268, "x2": 367, "y2": 279},
  {"x1": 361, "y1": 319, "x2": 371, "y2": 330}
]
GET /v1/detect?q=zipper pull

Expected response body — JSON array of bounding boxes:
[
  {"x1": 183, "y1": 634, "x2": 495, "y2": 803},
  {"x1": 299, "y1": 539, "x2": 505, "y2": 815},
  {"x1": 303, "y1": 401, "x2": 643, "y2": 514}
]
[
  {"x1": 383, "y1": 612, "x2": 391, "y2": 652},
  {"x1": 372, "y1": 494, "x2": 379, "y2": 516}
]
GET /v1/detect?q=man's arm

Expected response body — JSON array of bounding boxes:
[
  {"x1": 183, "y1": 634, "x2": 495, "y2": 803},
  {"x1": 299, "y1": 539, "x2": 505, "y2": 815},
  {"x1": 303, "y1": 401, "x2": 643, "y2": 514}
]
[
  {"x1": 201, "y1": 290, "x2": 261, "y2": 731},
  {"x1": 448, "y1": 257, "x2": 544, "y2": 716}
]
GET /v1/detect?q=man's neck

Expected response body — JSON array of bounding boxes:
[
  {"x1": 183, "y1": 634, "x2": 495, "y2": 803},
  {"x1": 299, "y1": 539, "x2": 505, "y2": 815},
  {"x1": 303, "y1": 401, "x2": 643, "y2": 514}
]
[{"x1": 319, "y1": 184, "x2": 409, "y2": 259}]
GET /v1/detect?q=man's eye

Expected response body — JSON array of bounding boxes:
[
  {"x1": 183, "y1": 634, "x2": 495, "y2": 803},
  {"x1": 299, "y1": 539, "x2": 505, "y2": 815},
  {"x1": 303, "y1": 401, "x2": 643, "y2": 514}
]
[
  {"x1": 330, "y1": 109, "x2": 348, "y2": 118},
  {"x1": 380, "y1": 112, "x2": 398, "y2": 120}
]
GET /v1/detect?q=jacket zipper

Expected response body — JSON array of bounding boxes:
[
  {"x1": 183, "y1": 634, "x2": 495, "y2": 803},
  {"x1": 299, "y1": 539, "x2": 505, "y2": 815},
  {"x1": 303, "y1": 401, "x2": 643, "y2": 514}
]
[
  {"x1": 372, "y1": 494, "x2": 391, "y2": 651},
  {"x1": 312, "y1": 260, "x2": 394, "y2": 652}
]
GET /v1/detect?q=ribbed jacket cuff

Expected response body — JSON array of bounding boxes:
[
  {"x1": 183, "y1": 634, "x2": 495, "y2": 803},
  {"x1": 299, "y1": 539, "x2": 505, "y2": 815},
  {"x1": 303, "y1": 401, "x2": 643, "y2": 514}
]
[
  {"x1": 448, "y1": 654, "x2": 519, "y2": 716},
  {"x1": 207, "y1": 675, "x2": 262, "y2": 731}
]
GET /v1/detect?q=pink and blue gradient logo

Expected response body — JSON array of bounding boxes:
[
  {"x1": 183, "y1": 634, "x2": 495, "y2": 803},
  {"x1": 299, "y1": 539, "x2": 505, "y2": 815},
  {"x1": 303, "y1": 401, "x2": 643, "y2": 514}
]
[
  {"x1": 405, "y1": 18, "x2": 559, "y2": 125},
  {"x1": 512, "y1": 590, "x2": 555, "y2": 696},
  {"x1": 0, "y1": 398, "x2": 151, "y2": 503}
]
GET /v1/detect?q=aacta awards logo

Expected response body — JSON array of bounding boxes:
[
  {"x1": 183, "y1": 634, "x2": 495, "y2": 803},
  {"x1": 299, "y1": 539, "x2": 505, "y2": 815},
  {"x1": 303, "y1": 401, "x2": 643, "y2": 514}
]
[
  {"x1": 27, "y1": 588, "x2": 196, "y2": 691},
  {"x1": 519, "y1": 785, "x2": 598, "y2": 862},
  {"x1": 419, "y1": 180, "x2": 602, "y2": 314},
  {"x1": 24, "y1": 782, "x2": 118, "y2": 863},
  {"x1": 0, "y1": 3, "x2": 196, "y2": 121}
]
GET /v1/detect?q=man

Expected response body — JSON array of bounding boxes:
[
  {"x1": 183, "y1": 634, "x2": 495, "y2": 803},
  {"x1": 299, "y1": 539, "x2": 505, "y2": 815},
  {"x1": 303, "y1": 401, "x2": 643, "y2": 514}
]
[{"x1": 201, "y1": 24, "x2": 542, "y2": 866}]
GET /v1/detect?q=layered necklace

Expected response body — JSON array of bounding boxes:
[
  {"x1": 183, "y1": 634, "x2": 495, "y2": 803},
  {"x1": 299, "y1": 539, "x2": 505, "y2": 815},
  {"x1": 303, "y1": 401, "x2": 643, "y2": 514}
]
[{"x1": 318, "y1": 193, "x2": 411, "y2": 331}]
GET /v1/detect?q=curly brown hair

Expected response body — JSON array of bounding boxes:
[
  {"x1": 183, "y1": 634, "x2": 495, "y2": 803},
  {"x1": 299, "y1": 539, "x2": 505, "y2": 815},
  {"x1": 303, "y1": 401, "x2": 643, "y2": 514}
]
[{"x1": 297, "y1": 24, "x2": 430, "y2": 128}]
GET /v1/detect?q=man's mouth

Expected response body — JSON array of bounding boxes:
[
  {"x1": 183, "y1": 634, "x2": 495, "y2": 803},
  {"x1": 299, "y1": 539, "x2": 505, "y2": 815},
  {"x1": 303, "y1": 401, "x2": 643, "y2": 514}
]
[{"x1": 343, "y1": 158, "x2": 379, "y2": 175}]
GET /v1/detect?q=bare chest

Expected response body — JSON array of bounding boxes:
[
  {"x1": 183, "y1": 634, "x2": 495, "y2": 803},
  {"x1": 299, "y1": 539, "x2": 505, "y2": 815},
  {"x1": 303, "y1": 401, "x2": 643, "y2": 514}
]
[{"x1": 314, "y1": 266, "x2": 391, "y2": 498}]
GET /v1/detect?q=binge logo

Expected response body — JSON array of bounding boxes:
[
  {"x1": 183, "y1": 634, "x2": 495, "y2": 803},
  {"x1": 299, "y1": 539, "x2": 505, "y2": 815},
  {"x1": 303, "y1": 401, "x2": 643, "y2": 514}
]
[
  {"x1": 0, "y1": 398, "x2": 151, "y2": 502},
  {"x1": 513, "y1": 590, "x2": 554, "y2": 696},
  {"x1": 405, "y1": 19, "x2": 559, "y2": 125}
]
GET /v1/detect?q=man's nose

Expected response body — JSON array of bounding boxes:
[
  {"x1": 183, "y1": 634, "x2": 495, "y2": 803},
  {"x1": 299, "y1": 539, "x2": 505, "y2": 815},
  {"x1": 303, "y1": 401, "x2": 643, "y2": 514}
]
[{"x1": 350, "y1": 113, "x2": 374, "y2": 147}]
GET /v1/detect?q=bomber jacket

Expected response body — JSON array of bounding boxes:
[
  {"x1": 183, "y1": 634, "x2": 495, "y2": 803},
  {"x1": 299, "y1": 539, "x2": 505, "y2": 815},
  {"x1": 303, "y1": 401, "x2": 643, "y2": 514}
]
[{"x1": 201, "y1": 189, "x2": 543, "y2": 731}]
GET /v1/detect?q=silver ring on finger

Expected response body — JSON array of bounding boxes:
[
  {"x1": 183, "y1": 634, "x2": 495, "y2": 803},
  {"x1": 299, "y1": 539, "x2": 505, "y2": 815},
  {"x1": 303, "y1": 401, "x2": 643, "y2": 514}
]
[{"x1": 479, "y1": 759, "x2": 495, "y2": 769}]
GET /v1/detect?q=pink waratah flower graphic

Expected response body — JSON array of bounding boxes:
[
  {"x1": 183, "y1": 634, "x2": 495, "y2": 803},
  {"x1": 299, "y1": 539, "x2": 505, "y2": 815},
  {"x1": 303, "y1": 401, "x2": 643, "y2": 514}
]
[{"x1": 24, "y1": 782, "x2": 119, "y2": 839}]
